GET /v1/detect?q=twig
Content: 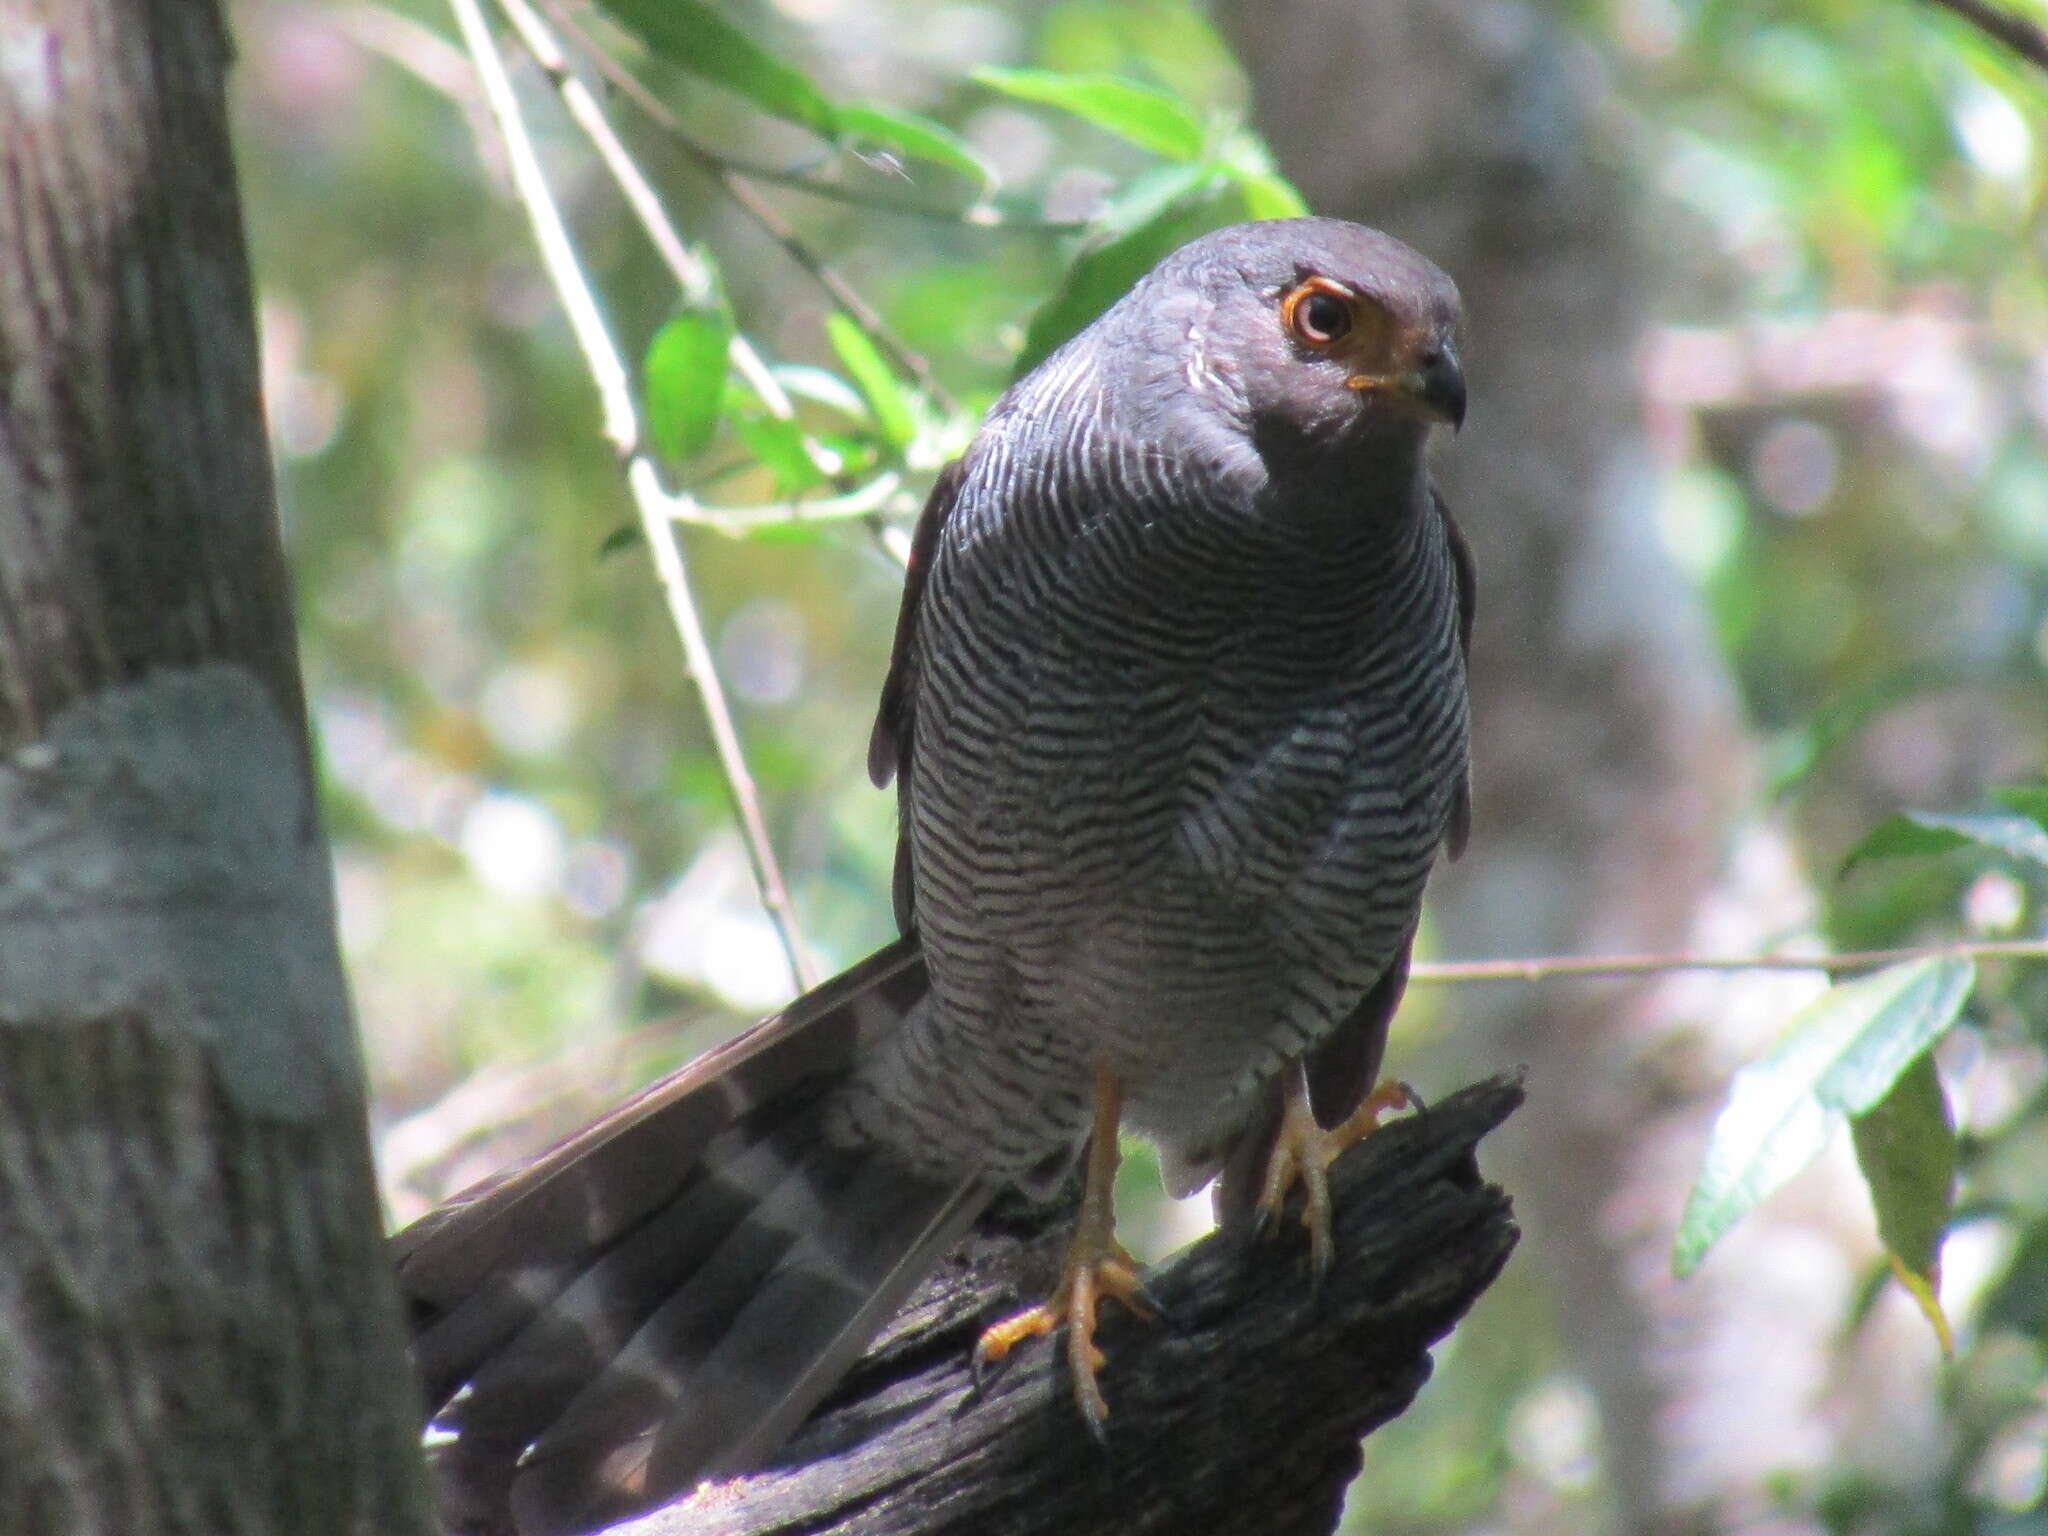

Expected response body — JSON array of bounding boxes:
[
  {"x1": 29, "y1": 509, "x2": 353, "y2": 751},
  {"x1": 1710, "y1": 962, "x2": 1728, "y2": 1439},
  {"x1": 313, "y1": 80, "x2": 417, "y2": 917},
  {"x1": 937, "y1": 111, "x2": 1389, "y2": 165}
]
[
  {"x1": 1409, "y1": 936, "x2": 2048, "y2": 984},
  {"x1": 535, "y1": 0, "x2": 1083, "y2": 234},
  {"x1": 497, "y1": 0, "x2": 915, "y2": 565},
  {"x1": 447, "y1": 0, "x2": 817, "y2": 990},
  {"x1": 697, "y1": 150, "x2": 1089, "y2": 233},
  {"x1": 1917, "y1": 0, "x2": 2048, "y2": 72},
  {"x1": 719, "y1": 168, "x2": 959, "y2": 413},
  {"x1": 535, "y1": 0, "x2": 958, "y2": 414},
  {"x1": 674, "y1": 471, "x2": 912, "y2": 532},
  {"x1": 486, "y1": 0, "x2": 812, "y2": 433}
]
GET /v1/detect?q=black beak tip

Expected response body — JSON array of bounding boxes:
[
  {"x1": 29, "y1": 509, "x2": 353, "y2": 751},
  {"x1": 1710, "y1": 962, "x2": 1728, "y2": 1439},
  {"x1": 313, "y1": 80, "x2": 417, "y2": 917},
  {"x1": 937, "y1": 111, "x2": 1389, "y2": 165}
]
[{"x1": 1419, "y1": 347, "x2": 1466, "y2": 432}]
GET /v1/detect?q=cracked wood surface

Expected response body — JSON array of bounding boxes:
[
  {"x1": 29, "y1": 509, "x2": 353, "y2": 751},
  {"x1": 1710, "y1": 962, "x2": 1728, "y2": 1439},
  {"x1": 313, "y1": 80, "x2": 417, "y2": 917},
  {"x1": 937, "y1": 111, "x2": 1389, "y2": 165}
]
[{"x1": 611, "y1": 1075, "x2": 1522, "y2": 1536}]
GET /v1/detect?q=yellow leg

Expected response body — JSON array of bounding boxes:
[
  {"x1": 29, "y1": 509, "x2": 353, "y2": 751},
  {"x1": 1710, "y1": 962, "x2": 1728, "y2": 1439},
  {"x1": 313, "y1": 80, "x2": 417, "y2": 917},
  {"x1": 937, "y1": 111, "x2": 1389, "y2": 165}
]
[
  {"x1": 975, "y1": 1062, "x2": 1153, "y2": 1436},
  {"x1": 1255, "y1": 1065, "x2": 1415, "y2": 1276}
]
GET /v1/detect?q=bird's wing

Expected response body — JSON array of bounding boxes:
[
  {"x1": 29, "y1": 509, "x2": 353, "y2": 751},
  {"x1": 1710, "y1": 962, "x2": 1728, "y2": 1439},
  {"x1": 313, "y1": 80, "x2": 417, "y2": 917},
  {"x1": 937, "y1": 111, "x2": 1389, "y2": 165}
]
[
  {"x1": 867, "y1": 455, "x2": 967, "y2": 931},
  {"x1": 1436, "y1": 486, "x2": 1477, "y2": 860},
  {"x1": 867, "y1": 456, "x2": 966, "y2": 792}
]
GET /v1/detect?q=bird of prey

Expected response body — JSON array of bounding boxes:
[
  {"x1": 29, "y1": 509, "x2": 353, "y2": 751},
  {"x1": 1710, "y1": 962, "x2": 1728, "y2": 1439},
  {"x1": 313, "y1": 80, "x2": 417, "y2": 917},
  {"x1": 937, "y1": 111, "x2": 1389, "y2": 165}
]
[{"x1": 394, "y1": 217, "x2": 1475, "y2": 1536}]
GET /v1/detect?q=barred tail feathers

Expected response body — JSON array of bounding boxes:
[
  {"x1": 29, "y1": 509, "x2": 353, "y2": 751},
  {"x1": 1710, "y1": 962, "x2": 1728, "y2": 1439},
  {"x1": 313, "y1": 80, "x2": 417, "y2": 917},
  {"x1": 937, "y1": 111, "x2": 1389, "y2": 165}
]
[{"x1": 392, "y1": 938, "x2": 989, "y2": 1535}]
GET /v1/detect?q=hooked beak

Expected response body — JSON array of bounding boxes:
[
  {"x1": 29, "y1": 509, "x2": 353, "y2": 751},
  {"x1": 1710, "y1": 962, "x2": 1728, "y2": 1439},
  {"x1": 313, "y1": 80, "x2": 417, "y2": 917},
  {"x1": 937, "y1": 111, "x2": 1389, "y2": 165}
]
[
  {"x1": 1347, "y1": 342, "x2": 1466, "y2": 432},
  {"x1": 1403, "y1": 344, "x2": 1466, "y2": 431}
]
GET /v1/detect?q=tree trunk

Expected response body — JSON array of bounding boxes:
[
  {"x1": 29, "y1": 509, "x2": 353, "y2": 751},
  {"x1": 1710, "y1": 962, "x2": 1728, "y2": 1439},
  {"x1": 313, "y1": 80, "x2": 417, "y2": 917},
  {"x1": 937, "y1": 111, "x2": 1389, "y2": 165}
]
[
  {"x1": 1215, "y1": 4, "x2": 1755, "y2": 1529},
  {"x1": 0, "y1": 4, "x2": 435, "y2": 1532}
]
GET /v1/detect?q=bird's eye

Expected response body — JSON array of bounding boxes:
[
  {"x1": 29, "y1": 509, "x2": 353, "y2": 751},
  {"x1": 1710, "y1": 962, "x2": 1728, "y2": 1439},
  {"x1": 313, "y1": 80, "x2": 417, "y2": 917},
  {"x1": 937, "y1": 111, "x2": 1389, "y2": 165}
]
[{"x1": 1282, "y1": 280, "x2": 1354, "y2": 345}]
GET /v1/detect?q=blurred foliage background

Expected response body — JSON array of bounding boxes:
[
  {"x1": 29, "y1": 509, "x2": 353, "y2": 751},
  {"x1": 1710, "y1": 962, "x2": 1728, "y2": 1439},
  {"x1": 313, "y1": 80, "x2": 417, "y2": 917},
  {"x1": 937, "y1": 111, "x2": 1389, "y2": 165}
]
[{"x1": 229, "y1": 0, "x2": 2048, "y2": 1530}]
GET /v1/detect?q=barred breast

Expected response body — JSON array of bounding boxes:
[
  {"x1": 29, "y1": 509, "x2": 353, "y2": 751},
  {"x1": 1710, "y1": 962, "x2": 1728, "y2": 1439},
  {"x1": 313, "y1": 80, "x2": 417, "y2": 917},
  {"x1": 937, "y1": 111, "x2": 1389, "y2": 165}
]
[{"x1": 835, "y1": 350, "x2": 1469, "y2": 1191}]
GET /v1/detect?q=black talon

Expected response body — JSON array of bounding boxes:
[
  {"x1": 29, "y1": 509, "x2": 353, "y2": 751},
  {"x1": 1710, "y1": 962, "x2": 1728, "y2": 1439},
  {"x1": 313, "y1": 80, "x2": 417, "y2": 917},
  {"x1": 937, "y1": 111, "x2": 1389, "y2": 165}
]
[
  {"x1": 968, "y1": 1338, "x2": 1019, "y2": 1403},
  {"x1": 1077, "y1": 1394, "x2": 1112, "y2": 1449}
]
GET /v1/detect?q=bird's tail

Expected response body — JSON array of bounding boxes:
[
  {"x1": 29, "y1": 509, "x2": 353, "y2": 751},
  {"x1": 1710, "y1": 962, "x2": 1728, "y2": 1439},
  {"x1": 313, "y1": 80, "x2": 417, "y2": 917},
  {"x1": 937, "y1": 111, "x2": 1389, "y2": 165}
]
[{"x1": 392, "y1": 938, "x2": 991, "y2": 1536}]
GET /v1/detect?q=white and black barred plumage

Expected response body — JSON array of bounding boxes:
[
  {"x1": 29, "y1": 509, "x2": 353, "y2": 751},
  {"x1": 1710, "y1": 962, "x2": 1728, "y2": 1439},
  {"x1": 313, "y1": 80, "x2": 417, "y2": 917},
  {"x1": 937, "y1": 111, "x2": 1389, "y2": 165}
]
[{"x1": 395, "y1": 218, "x2": 1475, "y2": 1535}]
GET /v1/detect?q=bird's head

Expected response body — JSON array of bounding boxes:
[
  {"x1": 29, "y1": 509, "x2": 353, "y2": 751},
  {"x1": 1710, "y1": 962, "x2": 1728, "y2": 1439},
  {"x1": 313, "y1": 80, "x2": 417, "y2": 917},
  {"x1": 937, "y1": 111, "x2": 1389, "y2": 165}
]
[{"x1": 1119, "y1": 219, "x2": 1465, "y2": 468}]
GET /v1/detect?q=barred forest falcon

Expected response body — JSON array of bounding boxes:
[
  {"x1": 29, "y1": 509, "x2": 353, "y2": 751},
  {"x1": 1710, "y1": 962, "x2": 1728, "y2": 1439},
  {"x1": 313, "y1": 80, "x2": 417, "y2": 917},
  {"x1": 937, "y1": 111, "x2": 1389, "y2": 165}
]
[{"x1": 394, "y1": 217, "x2": 1476, "y2": 1536}]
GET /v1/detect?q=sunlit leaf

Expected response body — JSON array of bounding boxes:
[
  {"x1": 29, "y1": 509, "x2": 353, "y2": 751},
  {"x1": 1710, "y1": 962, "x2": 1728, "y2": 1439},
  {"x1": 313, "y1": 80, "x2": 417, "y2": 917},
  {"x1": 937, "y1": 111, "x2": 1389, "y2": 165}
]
[
  {"x1": 643, "y1": 309, "x2": 732, "y2": 464},
  {"x1": 1841, "y1": 810, "x2": 2048, "y2": 876},
  {"x1": 1849, "y1": 1053, "x2": 1956, "y2": 1354},
  {"x1": 840, "y1": 102, "x2": 995, "y2": 191},
  {"x1": 1673, "y1": 958, "x2": 1975, "y2": 1275},
  {"x1": 971, "y1": 67, "x2": 1206, "y2": 161},
  {"x1": 598, "y1": 0, "x2": 840, "y2": 140},
  {"x1": 825, "y1": 314, "x2": 916, "y2": 451}
]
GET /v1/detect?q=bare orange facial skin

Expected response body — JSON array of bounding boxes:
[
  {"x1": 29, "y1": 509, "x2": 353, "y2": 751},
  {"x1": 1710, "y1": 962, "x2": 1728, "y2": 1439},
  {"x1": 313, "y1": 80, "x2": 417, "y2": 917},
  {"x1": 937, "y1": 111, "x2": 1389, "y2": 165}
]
[{"x1": 1278, "y1": 276, "x2": 1421, "y2": 399}]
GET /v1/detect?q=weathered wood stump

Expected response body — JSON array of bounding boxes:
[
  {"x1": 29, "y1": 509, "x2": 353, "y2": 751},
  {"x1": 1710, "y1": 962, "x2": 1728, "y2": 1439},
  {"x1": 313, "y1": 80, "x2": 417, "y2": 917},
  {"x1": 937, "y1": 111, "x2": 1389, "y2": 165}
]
[{"x1": 614, "y1": 1074, "x2": 1523, "y2": 1536}]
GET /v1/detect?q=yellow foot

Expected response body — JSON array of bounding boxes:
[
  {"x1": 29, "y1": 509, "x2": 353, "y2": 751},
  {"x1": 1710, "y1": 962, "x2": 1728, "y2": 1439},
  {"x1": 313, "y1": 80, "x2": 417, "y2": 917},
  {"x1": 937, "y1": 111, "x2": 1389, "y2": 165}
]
[
  {"x1": 974, "y1": 1234, "x2": 1153, "y2": 1436},
  {"x1": 1255, "y1": 1069, "x2": 1417, "y2": 1277},
  {"x1": 973, "y1": 1061, "x2": 1154, "y2": 1439}
]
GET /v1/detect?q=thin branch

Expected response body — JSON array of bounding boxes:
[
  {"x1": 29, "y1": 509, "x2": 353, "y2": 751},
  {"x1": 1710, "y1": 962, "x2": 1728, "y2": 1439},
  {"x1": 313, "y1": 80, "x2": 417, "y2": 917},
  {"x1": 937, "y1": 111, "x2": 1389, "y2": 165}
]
[
  {"x1": 446, "y1": 0, "x2": 817, "y2": 990},
  {"x1": 536, "y1": 0, "x2": 1084, "y2": 234},
  {"x1": 1917, "y1": 0, "x2": 2048, "y2": 72},
  {"x1": 1409, "y1": 936, "x2": 2048, "y2": 985},
  {"x1": 693, "y1": 150, "x2": 1089, "y2": 233},
  {"x1": 336, "y1": 5, "x2": 833, "y2": 481},
  {"x1": 717, "y1": 170, "x2": 959, "y2": 413},
  {"x1": 674, "y1": 471, "x2": 913, "y2": 532},
  {"x1": 487, "y1": 0, "x2": 803, "y2": 429},
  {"x1": 497, "y1": 0, "x2": 913, "y2": 565},
  {"x1": 535, "y1": 0, "x2": 959, "y2": 414}
]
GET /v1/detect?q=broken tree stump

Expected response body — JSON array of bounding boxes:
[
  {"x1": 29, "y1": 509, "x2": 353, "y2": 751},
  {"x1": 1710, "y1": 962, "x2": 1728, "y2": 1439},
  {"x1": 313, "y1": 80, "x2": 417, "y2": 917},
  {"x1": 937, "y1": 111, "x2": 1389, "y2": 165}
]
[{"x1": 613, "y1": 1074, "x2": 1523, "y2": 1536}]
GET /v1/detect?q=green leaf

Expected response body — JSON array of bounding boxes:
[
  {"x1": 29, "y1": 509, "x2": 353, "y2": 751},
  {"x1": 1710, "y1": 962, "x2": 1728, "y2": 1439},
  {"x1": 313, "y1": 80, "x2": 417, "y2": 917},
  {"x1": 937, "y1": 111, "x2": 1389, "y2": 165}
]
[
  {"x1": 1230, "y1": 170, "x2": 1309, "y2": 220},
  {"x1": 730, "y1": 410, "x2": 825, "y2": 495},
  {"x1": 1012, "y1": 163, "x2": 1229, "y2": 375},
  {"x1": 744, "y1": 520, "x2": 827, "y2": 548},
  {"x1": 824, "y1": 314, "x2": 916, "y2": 451},
  {"x1": 971, "y1": 67, "x2": 1206, "y2": 161},
  {"x1": 1215, "y1": 126, "x2": 1310, "y2": 219},
  {"x1": 839, "y1": 102, "x2": 994, "y2": 191},
  {"x1": 597, "y1": 522, "x2": 641, "y2": 558},
  {"x1": 1673, "y1": 957, "x2": 1975, "y2": 1275},
  {"x1": 1849, "y1": 1053, "x2": 1956, "y2": 1354},
  {"x1": 1841, "y1": 810, "x2": 2048, "y2": 876},
  {"x1": 643, "y1": 310, "x2": 732, "y2": 465},
  {"x1": 598, "y1": 0, "x2": 840, "y2": 139}
]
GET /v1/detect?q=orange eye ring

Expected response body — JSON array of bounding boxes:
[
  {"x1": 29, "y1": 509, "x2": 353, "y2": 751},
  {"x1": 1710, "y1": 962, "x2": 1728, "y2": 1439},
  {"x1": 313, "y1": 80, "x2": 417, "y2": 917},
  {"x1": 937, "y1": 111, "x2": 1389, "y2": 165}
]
[{"x1": 1281, "y1": 278, "x2": 1355, "y2": 346}]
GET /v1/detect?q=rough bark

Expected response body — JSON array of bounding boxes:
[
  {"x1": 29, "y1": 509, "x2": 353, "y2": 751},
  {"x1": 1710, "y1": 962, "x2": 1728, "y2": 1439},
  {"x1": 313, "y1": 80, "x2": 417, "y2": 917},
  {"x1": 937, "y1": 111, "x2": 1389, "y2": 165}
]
[
  {"x1": 610, "y1": 1076, "x2": 1521, "y2": 1536},
  {"x1": 0, "y1": 4, "x2": 435, "y2": 1532},
  {"x1": 1214, "y1": 4, "x2": 1754, "y2": 1529}
]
